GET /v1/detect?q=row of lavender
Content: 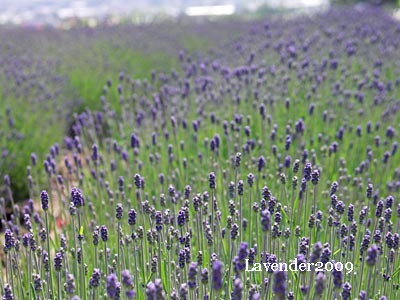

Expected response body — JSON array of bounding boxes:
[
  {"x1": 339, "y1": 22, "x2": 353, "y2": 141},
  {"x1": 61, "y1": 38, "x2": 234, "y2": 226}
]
[
  {"x1": 0, "y1": 17, "x2": 247, "y2": 202},
  {"x1": 2, "y1": 5, "x2": 400, "y2": 300}
]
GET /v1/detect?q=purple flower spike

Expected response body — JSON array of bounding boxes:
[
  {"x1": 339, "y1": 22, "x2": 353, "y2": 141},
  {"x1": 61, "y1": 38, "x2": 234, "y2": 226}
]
[
  {"x1": 89, "y1": 269, "x2": 101, "y2": 288},
  {"x1": 40, "y1": 190, "x2": 49, "y2": 211},
  {"x1": 366, "y1": 244, "x2": 379, "y2": 266},
  {"x1": 315, "y1": 272, "x2": 325, "y2": 296},
  {"x1": 231, "y1": 277, "x2": 243, "y2": 300},
  {"x1": 211, "y1": 260, "x2": 223, "y2": 290},
  {"x1": 2, "y1": 284, "x2": 14, "y2": 300},
  {"x1": 71, "y1": 187, "x2": 84, "y2": 207},
  {"x1": 273, "y1": 270, "x2": 287, "y2": 300},
  {"x1": 54, "y1": 252, "x2": 63, "y2": 272},
  {"x1": 106, "y1": 273, "x2": 121, "y2": 299},
  {"x1": 187, "y1": 262, "x2": 198, "y2": 289}
]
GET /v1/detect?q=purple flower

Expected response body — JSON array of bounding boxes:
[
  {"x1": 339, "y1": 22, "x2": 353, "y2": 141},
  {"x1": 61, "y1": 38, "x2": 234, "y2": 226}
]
[
  {"x1": 146, "y1": 279, "x2": 165, "y2": 300},
  {"x1": 128, "y1": 209, "x2": 137, "y2": 226},
  {"x1": 211, "y1": 260, "x2": 223, "y2": 290},
  {"x1": 116, "y1": 203, "x2": 123, "y2": 220},
  {"x1": 201, "y1": 268, "x2": 209, "y2": 284},
  {"x1": 230, "y1": 223, "x2": 239, "y2": 240},
  {"x1": 4, "y1": 229, "x2": 15, "y2": 250},
  {"x1": 2, "y1": 284, "x2": 14, "y2": 300},
  {"x1": 91, "y1": 228, "x2": 99, "y2": 246},
  {"x1": 29, "y1": 233, "x2": 37, "y2": 251},
  {"x1": 310, "y1": 242, "x2": 323, "y2": 263},
  {"x1": 342, "y1": 282, "x2": 351, "y2": 300},
  {"x1": 41, "y1": 250, "x2": 49, "y2": 271},
  {"x1": 118, "y1": 176, "x2": 124, "y2": 191},
  {"x1": 321, "y1": 244, "x2": 331, "y2": 264},
  {"x1": 261, "y1": 209, "x2": 271, "y2": 231},
  {"x1": 71, "y1": 187, "x2": 84, "y2": 207},
  {"x1": 292, "y1": 159, "x2": 300, "y2": 173},
  {"x1": 234, "y1": 242, "x2": 249, "y2": 272},
  {"x1": 91, "y1": 144, "x2": 98, "y2": 162},
  {"x1": 54, "y1": 252, "x2": 63, "y2": 272},
  {"x1": 33, "y1": 274, "x2": 42, "y2": 292},
  {"x1": 178, "y1": 249, "x2": 186, "y2": 268},
  {"x1": 311, "y1": 169, "x2": 320, "y2": 185},
  {"x1": 121, "y1": 270, "x2": 133, "y2": 287},
  {"x1": 134, "y1": 173, "x2": 142, "y2": 189},
  {"x1": 31, "y1": 153, "x2": 37, "y2": 166},
  {"x1": 187, "y1": 262, "x2": 198, "y2": 289},
  {"x1": 237, "y1": 180, "x2": 244, "y2": 196},
  {"x1": 258, "y1": 156, "x2": 266, "y2": 172},
  {"x1": 168, "y1": 184, "x2": 175, "y2": 197},
  {"x1": 234, "y1": 152, "x2": 242, "y2": 168},
  {"x1": 247, "y1": 173, "x2": 255, "y2": 187},
  {"x1": 376, "y1": 200, "x2": 384, "y2": 218},
  {"x1": 366, "y1": 244, "x2": 379, "y2": 266},
  {"x1": 100, "y1": 225, "x2": 108, "y2": 242},
  {"x1": 335, "y1": 201, "x2": 345, "y2": 214},
  {"x1": 359, "y1": 291, "x2": 367, "y2": 300},
  {"x1": 106, "y1": 273, "x2": 121, "y2": 299},
  {"x1": 332, "y1": 264, "x2": 342, "y2": 289},
  {"x1": 89, "y1": 269, "x2": 101, "y2": 288},
  {"x1": 330, "y1": 181, "x2": 338, "y2": 196},
  {"x1": 39, "y1": 228, "x2": 47, "y2": 242},
  {"x1": 125, "y1": 289, "x2": 135, "y2": 299},
  {"x1": 179, "y1": 283, "x2": 188, "y2": 299},
  {"x1": 155, "y1": 211, "x2": 163, "y2": 231},
  {"x1": 315, "y1": 272, "x2": 325, "y2": 296},
  {"x1": 40, "y1": 190, "x2": 49, "y2": 211},
  {"x1": 231, "y1": 277, "x2": 243, "y2": 300},
  {"x1": 209, "y1": 172, "x2": 216, "y2": 189},
  {"x1": 64, "y1": 274, "x2": 75, "y2": 294},
  {"x1": 392, "y1": 142, "x2": 398, "y2": 156},
  {"x1": 184, "y1": 185, "x2": 191, "y2": 199},
  {"x1": 303, "y1": 163, "x2": 312, "y2": 181},
  {"x1": 285, "y1": 135, "x2": 291, "y2": 151},
  {"x1": 283, "y1": 155, "x2": 291, "y2": 169},
  {"x1": 121, "y1": 151, "x2": 128, "y2": 161},
  {"x1": 4, "y1": 175, "x2": 10, "y2": 187},
  {"x1": 366, "y1": 184, "x2": 373, "y2": 199},
  {"x1": 273, "y1": 270, "x2": 287, "y2": 299},
  {"x1": 384, "y1": 208, "x2": 392, "y2": 222},
  {"x1": 259, "y1": 103, "x2": 266, "y2": 118},
  {"x1": 177, "y1": 210, "x2": 186, "y2": 227},
  {"x1": 130, "y1": 133, "x2": 140, "y2": 148}
]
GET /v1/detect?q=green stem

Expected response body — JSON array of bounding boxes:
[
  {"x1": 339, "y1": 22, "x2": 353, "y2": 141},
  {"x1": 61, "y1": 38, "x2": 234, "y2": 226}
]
[
  {"x1": 58, "y1": 272, "x2": 61, "y2": 299},
  {"x1": 45, "y1": 212, "x2": 54, "y2": 299}
]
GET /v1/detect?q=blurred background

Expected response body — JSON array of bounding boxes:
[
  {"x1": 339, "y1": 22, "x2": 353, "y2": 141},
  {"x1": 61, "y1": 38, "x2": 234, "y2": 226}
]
[{"x1": 0, "y1": 0, "x2": 399, "y2": 28}]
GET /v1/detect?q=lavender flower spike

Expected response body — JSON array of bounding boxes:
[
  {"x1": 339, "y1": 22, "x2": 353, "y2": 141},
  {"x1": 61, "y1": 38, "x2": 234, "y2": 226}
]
[{"x1": 212, "y1": 260, "x2": 223, "y2": 290}]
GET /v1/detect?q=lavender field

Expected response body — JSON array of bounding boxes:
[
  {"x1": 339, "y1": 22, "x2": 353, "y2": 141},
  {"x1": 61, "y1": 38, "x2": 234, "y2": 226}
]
[{"x1": 1, "y1": 5, "x2": 400, "y2": 300}]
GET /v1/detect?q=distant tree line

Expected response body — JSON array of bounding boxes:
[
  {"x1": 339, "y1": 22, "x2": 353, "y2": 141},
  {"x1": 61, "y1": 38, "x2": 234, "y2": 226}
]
[{"x1": 331, "y1": 0, "x2": 399, "y2": 6}]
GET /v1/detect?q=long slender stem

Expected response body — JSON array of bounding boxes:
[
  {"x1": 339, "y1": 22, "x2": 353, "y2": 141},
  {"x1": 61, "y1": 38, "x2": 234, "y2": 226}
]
[
  {"x1": 117, "y1": 221, "x2": 121, "y2": 278},
  {"x1": 28, "y1": 248, "x2": 32, "y2": 300},
  {"x1": 45, "y1": 212, "x2": 54, "y2": 299},
  {"x1": 72, "y1": 216, "x2": 79, "y2": 293},
  {"x1": 58, "y1": 272, "x2": 61, "y2": 299},
  {"x1": 104, "y1": 242, "x2": 108, "y2": 277}
]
